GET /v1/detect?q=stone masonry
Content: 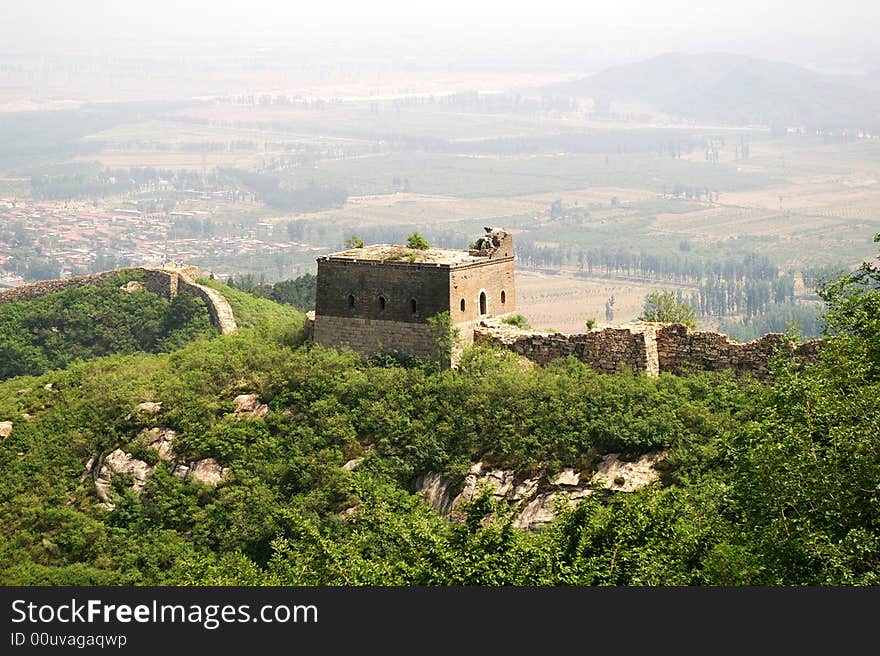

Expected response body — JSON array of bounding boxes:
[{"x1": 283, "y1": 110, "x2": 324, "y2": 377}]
[
  {"x1": 476, "y1": 320, "x2": 820, "y2": 379},
  {"x1": 313, "y1": 227, "x2": 516, "y2": 363},
  {"x1": 0, "y1": 264, "x2": 237, "y2": 335}
]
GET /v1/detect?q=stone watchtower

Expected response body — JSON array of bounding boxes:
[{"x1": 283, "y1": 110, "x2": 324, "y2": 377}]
[{"x1": 312, "y1": 227, "x2": 515, "y2": 362}]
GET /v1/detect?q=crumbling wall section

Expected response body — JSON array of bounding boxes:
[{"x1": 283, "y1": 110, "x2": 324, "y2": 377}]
[
  {"x1": 475, "y1": 324, "x2": 651, "y2": 374},
  {"x1": 0, "y1": 269, "x2": 145, "y2": 304},
  {"x1": 476, "y1": 321, "x2": 821, "y2": 379},
  {"x1": 656, "y1": 324, "x2": 820, "y2": 378}
]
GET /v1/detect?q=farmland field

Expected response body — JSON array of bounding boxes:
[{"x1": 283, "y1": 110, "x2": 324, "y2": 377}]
[{"x1": 2, "y1": 58, "x2": 880, "y2": 330}]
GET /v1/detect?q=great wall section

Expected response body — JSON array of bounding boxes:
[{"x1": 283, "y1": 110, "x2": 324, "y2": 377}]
[
  {"x1": 0, "y1": 264, "x2": 238, "y2": 335},
  {"x1": 475, "y1": 320, "x2": 821, "y2": 379},
  {"x1": 1, "y1": 265, "x2": 820, "y2": 379}
]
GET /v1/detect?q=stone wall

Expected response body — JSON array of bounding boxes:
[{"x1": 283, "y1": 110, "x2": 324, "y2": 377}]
[
  {"x1": 0, "y1": 269, "x2": 155, "y2": 304},
  {"x1": 476, "y1": 321, "x2": 820, "y2": 379},
  {"x1": 177, "y1": 277, "x2": 237, "y2": 335},
  {"x1": 315, "y1": 258, "x2": 451, "y2": 323},
  {"x1": 313, "y1": 314, "x2": 439, "y2": 361},
  {"x1": 655, "y1": 323, "x2": 819, "y2": 377},
  {"x1": 141, "y1": 268, "x2": 178, "y2": 298},
  {"x1": 450, "y1": 257, "x2": 516, "y2": 324},
  {"x1": 0, "y1": 266, "x2": 237, "y2": 335},
  {"x1": 475, "y1": 323, "x2": 653, "y2": 374}
]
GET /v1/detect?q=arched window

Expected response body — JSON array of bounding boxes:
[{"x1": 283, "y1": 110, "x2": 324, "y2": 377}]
[
  {"x1": 460, "y1": 299, "x2": 466, "y2": 312},
  {"x1": 378, "y1": 295, "x2": 387, "y2": 311},
  {"x1": 410, "y1": 298, "x2": 418, "y2": 315},
  {"x1": 347, "y1": 294, "x2": 355, "y2": 309},
  {"x1": 479, "y1": 291, "x2": 487, "y2": 315},
  {"x1": 501, "y1": 290, "x2": 506, "y2": 304}
]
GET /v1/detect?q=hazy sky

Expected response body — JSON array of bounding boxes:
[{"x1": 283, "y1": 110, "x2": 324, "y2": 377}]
[{"x1": 2, "y1": 1, "x2": 877, "y2": 69}]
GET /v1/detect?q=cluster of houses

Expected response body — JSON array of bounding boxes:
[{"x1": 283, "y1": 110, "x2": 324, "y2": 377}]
[{"x1": 0, "y1": 198, "x2": 315, "y2": 287}]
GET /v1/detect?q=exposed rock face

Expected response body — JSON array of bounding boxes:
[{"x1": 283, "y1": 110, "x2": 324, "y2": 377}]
[
  {"x1": 184, "y1": 458, "x2": 228, "y2": 485},
  {"x1": 551, "y1": 468, "x2": 580, "y2": 486},
  {"x1": 413, "y1": 472, "x2": 457, "y2": 517},
  {"x1": 415, "y1": 451, "x2": 667, "y2": 530},
  {"x1": 93, "y1": 449, "x2": 153, "y2": 509},
  {"x1": 592, "y1": 451, "x2": 667, "y2": 492},
  {"x1": 342, "y1": 457, "x2": 364, "y2": 471},
  {"x1": 515, "y1": 493, "x2": 565, "y2": 530},
  {"x1": 120, "y1": 280, "x2": 144, "y2": 294},
  {"x1": 233, "y1": 394, "x2": 269, "y2": 418},
  {"x1": 139, "y1": 427, "x2": 177, "y2": 461},
  {"x1": 137, "y1": 401, "x2": 162, "y2": 415},
  {"x1": 86, "y1": 427, "x2": 228, "y2": 509},
  {"x1": 0, "y1": 421, "x2": 12, "y2": 438}
]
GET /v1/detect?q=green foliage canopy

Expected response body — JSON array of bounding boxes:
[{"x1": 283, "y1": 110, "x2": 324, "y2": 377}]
[{"x1": 638, "y1": 289, "x2": 698, "y2": 329}]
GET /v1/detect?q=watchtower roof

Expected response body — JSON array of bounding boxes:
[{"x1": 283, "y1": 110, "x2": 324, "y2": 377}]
[{"x1": 320, "y1": 244, "x2": 495, "y2": 268}]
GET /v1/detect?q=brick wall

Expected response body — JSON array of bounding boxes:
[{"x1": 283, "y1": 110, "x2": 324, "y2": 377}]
[
  {"x1": 450, "y1": 258, "x2": 515, "y2": 324},
  {"x1": 0, "y1": 267, "x2": 236, "y2": 335},
  {"x1": 656, "y1": 323, "x2": 820, "y2": 378},
  {"x1": 316, "y1": 258, "x2": 451, "y2": 323},
  {"x1": 476, "y1": 321, "x2": 820, "y2": 379},
  {"x1": 475, "y1": 325, "x2": 651, "y2": 373},
  {"x1": 313, "y1": 314, "x2": 438, "y2": 360}
]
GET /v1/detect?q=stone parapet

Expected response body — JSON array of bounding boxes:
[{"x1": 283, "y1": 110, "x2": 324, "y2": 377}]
[
  {"x1": 475, "y1": 320, "x2": 820, "y2": 379},
  {"x1": 0, "y1": 265, "x2": 236, "y2": 335}
]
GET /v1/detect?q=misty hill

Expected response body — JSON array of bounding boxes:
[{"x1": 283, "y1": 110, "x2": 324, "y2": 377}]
[{"x1": 545, "y1": 52, "x2": 880, "y2": 132}]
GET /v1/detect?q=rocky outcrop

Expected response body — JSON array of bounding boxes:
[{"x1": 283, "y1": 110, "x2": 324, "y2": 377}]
[
  {"x1": 592, "y1": 451, "x2": 668, "y2": 492},
  {"x1": 233, "y1": 394, "x2": 268, "y2": 418},
  {"x1": 183, "y1": 458, "x2": 227, "y2": 485},
  {"x1": 92, "y1": 449, "x2": 153, "y2": 509},
  {"x1": 139, "y1": 427, "x2": 177, "y2": 461},
  {"x1": 120, "y1": 280, "x2": 144, "y2": 294},
  {"x1": 415, "y1": 451, "x2": 667, "y2": 530},
  {"x1": 86, "y1": 427, "x2": 228, "y2": 510},
  {"x1": 136, "y1": 401, "x2": 162, "y2": 415},
  {"x1": 0, "y1": 421, "x2": 12, "y2": 439},
  {"x1": 342, "y1": 457, "x2": 364, "y2": 471}
]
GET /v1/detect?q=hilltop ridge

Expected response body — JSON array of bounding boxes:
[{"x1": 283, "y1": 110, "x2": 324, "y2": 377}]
[{"x1": 542, "y1": 51, "x2": 880, "y2": 131}]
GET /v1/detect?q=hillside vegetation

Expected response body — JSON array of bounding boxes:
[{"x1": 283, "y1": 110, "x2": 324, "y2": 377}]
[
  {"x1": 0, "y1": 241, "x2": 878, "y2": 585},
  {"x1": 0, "y1": 271, "x2": 216, "y2": 380}
]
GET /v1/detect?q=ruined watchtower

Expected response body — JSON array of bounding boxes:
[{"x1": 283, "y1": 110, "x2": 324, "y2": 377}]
[{"x1": 312, "y1": 227, "x2": 515, "y2": 362}]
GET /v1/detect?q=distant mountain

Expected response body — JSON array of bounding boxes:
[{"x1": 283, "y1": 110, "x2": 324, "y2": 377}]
[{"x1": 543, "y1": 52, "x2": 880, "y2": 132}]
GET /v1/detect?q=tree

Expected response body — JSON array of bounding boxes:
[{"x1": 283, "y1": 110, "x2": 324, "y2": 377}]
[
  {"x1": 346, "y1": 236, "x2": 365, "y2": 249},
  {"x1": 639, "y1": 290, "x2": 698, "y2": 329},
  {"x1": 426, "y1": 311, "x2": 459, "y2": 368},
  {"x1": 406, "y1": 232, "x2": 430, "y2": 250},
  {"x1": 818, "y1": 232, "x2": 880, "y2": 378}
]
